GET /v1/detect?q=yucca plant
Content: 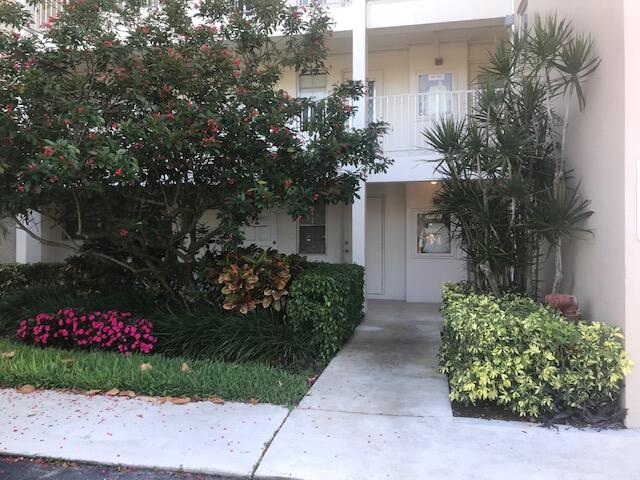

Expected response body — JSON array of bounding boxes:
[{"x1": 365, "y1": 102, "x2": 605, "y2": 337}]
[{"x1": 425, "y1": 14, "x2": 598, "y2": 297}]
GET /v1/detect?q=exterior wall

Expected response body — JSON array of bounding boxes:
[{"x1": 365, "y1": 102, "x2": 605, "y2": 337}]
[
  {"x1": 201, "y1": 206, "x2": 347, "y2": 264},
  {"x1": 405, "y1": 182, "x2": 466, "y2": 302},
  {"x1": 282, "y1": 41, "x2": 491, "y2": 104},
  {"x1": 0, "y1": 218, "x2": 17, "y2": 263},
  {"x1": 323, "y1": 0, "x2": 512, "y2": 34},
  {"x1": 624, "y1": 0, "x2": 640, "y2": 428},
  {"x1": 365, "y1": 0, "x2": 511, "y2": 30},
  {"x1": 526, "y1": 0, "x2": 638, "y2": 427},
  {"x1": 282, "y1": 39, "x2": 501, "y2": 184}
]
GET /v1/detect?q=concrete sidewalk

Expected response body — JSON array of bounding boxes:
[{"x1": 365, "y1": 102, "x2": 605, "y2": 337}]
[
  {"x1": 0, "y1": 388, "x2": 288, "y2": 478},
  {"x1": 256, "y1": 300, "x2": 640, "y2": 480},
  {"x1": 2, "y1": 300, "x2": 640, "y2": 479}
]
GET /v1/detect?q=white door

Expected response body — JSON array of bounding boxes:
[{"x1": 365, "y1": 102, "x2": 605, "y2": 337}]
[
  {"x1": 242, "y1": 211, "x2": 277, "y2": 250},
  {"x1": 366, "y1": 196, "x2": 384, "y2": 295}
]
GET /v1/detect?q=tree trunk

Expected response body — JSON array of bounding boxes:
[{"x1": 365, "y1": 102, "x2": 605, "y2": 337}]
[
  {"x1": 479, "y1": 261, "x2": 501, "y2": 297},
  {"x1": 552, "y1": 238, "x2": 563, "y2": 294}
]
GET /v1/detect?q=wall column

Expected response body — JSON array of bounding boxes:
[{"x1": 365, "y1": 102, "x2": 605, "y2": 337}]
[
  {"x1": 15, "y1": 212, "x2": 43, "y2": 264},
  {"x1": 350, "y1": 0, "x2": 367, "y2": 267}
]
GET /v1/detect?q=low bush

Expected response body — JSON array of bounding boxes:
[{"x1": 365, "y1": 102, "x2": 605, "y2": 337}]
[
  {"x1": 0, "y1": 263, "x2": 64, "y2": 293},
  {"x1": 286, "y1": 262, "x2": 364, "y2": 364},
  {"x1": 211, "y1": 248, "x2": 293, "y2": 314},
  {"x1": 0, "y1": 338, "x2": 309, "y2": 405},
  {"x1": 152, "y1": 306, "x2": 315, "y2": 368},
  {"x1": 17, "y1": 309, "x2": 157, "y2": 354},
  {"x1": 439, "y1": 283, "x2": 632, "y2": 419},
  {"x1": 0, "y1": 256, "x2": 136, "y2": 297}
]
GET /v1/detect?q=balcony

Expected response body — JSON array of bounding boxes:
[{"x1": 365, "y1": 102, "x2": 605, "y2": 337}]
[{"x1": 370, "y1": 90, "x2": 475, "y2": 153}]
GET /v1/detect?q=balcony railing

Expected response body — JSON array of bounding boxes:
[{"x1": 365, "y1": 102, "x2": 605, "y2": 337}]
[
  {"x1": 292, "y1": 0, "x2": 351, "y2": 7},
  {"x1": 370, "y1": 90, "x2": 476, "y2": 152},
  {"x1": 32, "y1": 0, "x2": 65, "y2": 29}
]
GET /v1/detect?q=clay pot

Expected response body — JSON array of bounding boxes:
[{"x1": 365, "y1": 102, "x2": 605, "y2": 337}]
[{"x1": 544, "y1": 294, "x2": 579, "y2": 322}]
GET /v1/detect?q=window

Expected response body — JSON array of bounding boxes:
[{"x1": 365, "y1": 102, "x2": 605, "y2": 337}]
[
  {"x1": 299, "y1": 74, "x2": 327, "y2": 100},
  {"x1": 299, "y1": 204, "x2": 326, "y2": 255},
  {"x1": 475, "y1": 72, "x2": 506, "y2": 90},
  {"x1": 418, "y1": 73, "x2": 453, "y2": 117},
  {"x1": 299, "y1": 74, "x2": 327, "y2": 126},
  {"x1": 416, "y1": 211, "x2": 451, "y2": 255},
  {"x1": 367, "y1": 80, "x2": 376, "y2": 124}
]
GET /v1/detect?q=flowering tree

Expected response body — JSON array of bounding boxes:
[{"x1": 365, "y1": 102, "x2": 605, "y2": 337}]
[{"x1": 0, "y1": 0, "x2": 388, "y2": 297}]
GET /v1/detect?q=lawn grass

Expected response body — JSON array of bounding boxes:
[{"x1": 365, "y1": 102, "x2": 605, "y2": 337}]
[{"x1": 0, "y1": 338, "x2": 310, "y2": 405}]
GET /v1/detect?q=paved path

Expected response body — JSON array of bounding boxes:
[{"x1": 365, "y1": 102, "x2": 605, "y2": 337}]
[
  {"x1": 2, "y1": 300, "x2": 640, "y2": 479},
  {"x1": 0, "y1": 389, "x2": 287, "y2": 478},
  {"x1": 256, "y1": 300, "x2": 640, "y2": 480}
]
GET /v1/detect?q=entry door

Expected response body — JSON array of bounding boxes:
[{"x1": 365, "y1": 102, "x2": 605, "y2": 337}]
[
  {"x1": 242, "y1": 211, "x2": 277, "y2": 250},
  {"x1": 366, "y1": 196, "x2": 384, "y2": 295}
]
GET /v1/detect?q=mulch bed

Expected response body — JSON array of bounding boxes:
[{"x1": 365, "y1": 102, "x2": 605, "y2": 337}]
[{"x1": 451, "y1": 401, "x2": 626, "y2": 430}]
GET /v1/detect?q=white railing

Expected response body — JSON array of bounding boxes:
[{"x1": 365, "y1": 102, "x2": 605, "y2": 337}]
[
  {"x1": 371, "y1": 90, "x2": 476, "y2": 152},
  {"x1": 31, "y1": 0, "x2": 160, "y2": 29},
  {"x1": 292, "y1": 0, "x2": 352, "y2": 7},
  {"x1": 32, "y1": 0, "x2": 65, "y2": 29}
]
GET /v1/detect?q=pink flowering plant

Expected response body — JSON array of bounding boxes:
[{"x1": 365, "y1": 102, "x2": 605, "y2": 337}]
[{"x1": 17, "y1": 308, "x2": 157, "y2": 354}]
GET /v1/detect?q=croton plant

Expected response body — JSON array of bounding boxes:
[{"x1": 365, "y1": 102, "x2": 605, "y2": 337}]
[{"x1": 213, "y1": 247, "x2": 302, "y2": 314}]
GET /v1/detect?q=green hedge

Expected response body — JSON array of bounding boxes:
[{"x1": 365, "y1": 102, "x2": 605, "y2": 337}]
[
  {"x1": 0, "y1": 257, "x2": 135, "y2": 296},
  {"x1": 439, "y1": 283, "x2": 632, "y2": 418},
  {"x1": 0, "y1": 263, "x2": 65, "y2": 293},
  {"x1": 286, "y1": 262, "x2": 364, "y2": 365}
]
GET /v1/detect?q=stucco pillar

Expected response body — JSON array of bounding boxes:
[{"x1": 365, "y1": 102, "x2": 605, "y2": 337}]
[
  {"x1": 350, "y1": 0, "x2": 367, "y2": 267},
  {"x1": 15, "y1": 212, "x2": 43, "y2": 264}
]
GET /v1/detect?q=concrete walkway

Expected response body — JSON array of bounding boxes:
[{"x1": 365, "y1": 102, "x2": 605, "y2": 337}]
[
  {"x1": 0, "y1": 388, "x2": 287, "y2": 477},
  {"x1": 256, "y1": 300, "x2": 640, "y2": 480},
  {"x1": 2, "y1": 300, "x2": 640, "y2": 479}
]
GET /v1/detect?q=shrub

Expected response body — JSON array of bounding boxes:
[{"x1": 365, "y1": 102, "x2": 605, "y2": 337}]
[
  {"x1": 210, "y1": 248, "x2": 294, "y2": 314},
  {"x1": 286, "y1": 263, "x2": 364, "y2": 364},
  {"x1": 17, "y1": 309, "x2": 157, "y2": 355},
  {"x1": 439, "y1": 283, "x2": 632, "y2": 419},
  {"x1": 0, "y1": 263, "x2": 65, "y2": 293},
  {"x1": 152, "y1": 306, "x2": 315, "y2": 368},
  {"x1": 0, "y1": 257, "x2": 137, "y2": 297}
]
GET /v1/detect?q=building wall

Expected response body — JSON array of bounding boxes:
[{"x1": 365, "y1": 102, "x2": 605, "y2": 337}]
[
  {"x1": 405, "y1": 181, "x2": 466, "y2": 302},
  {"x1": 325, "y1": 0, "x2": 512, "y2": 33},
  {"x1": 624, "y1": 0, "x2": 640, "y2": 428},
  {"x1": 0, "y1": 218, "x2": 17, "y2": 263},
  {"x1": 201, "y1": 205, "x2": 347, "y2": 264},
  {"x1": 526, "y1": 0, "x2": 638, "y2": 426},
  {"x1": 281, "y1": 40, "x2": 495, "y2": 99}
]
